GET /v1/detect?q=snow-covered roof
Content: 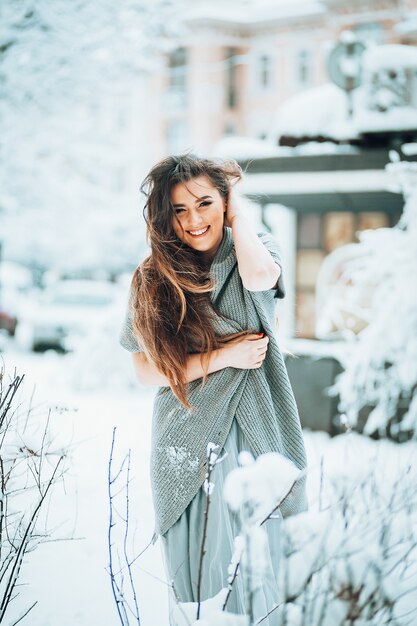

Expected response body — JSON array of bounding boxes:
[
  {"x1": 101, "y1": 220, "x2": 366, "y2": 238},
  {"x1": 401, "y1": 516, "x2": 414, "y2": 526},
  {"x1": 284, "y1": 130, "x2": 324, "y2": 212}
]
[
  {"x1": 238, "y1": 169, "x2": 391, "y2": 196},
  {"x1": 267, "y1": 80, "x2": 417, "y2": 142},
  {"x1": 362, "y1": 44, "x2": 417, "y2": 72},
  {"x1": 211, "y1": 135, "x2": 360, "y2": 159},
  {"x1": 267, "y1": 83, "x2": 361, "y2": 142},
  {"x1": 185, "y1": 0, "x2": 325, "y2": 28},
  {"x1": 210, "y1": 136, "x2": 292, "y2": 159},
  {"x1": 214, "y1": 78, "x2": 417, "y2": 157},
  {"x1": 395, "y1": 11, "x2": 417, "y2": 38},
  {"x1": 355, "y1": 107, "x2": 417, "y2": 134}
]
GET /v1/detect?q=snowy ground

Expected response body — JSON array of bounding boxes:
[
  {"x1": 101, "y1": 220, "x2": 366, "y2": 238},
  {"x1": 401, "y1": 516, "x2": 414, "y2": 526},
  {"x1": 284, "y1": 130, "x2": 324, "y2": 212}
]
[{"x1": 2, "y1": 345, "x2": 417, "y2": 626}]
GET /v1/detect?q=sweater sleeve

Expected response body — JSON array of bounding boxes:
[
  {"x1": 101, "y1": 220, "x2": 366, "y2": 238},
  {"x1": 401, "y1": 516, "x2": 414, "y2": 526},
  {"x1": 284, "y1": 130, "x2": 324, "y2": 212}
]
[
  {"x1": 257, "y1": 231, "x2": 286, "y2": 299},
  {"x1": 119, "y1": 285, "x2": 145, "y2": 353}
]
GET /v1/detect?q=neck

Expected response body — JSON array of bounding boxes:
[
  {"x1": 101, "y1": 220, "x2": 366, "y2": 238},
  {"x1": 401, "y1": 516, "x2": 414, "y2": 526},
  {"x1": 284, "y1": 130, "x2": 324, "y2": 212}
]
[{"x1": 203, "y1": 226, "x2": 226, "y2": 267}]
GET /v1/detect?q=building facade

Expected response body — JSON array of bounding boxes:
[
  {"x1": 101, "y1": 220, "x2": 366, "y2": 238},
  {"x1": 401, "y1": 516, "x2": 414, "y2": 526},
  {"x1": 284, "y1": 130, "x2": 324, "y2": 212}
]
[
  {"x1": 148, "y1": 0, "x2": 417, "y2": 159},
  {"x1": 145, "y1": 0, "x2": 417, "y2": 340}
]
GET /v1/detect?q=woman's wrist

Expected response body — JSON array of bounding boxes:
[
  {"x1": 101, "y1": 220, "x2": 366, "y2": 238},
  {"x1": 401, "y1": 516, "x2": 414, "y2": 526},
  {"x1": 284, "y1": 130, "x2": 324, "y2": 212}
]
[
  {"x1": 185, "y1": 347, "x2": 230, "y2": 383},
  {"x1": 214, "y1": 346, "x2": 231, "y2": 370}
]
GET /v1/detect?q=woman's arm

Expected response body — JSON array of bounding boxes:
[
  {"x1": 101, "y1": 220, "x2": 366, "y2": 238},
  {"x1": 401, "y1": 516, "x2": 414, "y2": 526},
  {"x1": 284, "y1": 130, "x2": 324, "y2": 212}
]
[
  {"x1": 132, "y1": 348, "x2": 230, "y2": 387},
  {"x1": 226, "y1": 188, "x2": 281, "y2": 291},
  {"x1": 132, "y1": 334, "x2": 270, "y2": 387}
]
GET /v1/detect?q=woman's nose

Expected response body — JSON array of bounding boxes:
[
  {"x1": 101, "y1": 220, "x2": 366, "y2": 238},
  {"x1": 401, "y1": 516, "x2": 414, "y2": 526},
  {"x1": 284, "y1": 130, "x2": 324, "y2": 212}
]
[{"x1": 187, "y1": 211, "x2": 204, "y2": 227}]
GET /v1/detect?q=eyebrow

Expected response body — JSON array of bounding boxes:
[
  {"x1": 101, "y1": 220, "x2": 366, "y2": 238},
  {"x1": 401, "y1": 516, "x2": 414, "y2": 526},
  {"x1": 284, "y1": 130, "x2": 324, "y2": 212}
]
[{"x1": 172, "y1": 195, "x2": 213, "y2": 208}]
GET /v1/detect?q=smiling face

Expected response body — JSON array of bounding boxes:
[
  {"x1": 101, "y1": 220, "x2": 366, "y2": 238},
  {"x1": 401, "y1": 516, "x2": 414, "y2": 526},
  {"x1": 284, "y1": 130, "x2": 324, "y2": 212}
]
[{"x1": 170, "y1": 175, "x2": 227, "y2": 263}]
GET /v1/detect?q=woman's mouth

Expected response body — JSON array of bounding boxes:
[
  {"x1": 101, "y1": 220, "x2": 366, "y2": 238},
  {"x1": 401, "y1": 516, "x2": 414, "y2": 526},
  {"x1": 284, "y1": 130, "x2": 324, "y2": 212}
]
[{"x1": 187, "y1": 226, "x2": 210, "y2": 238}]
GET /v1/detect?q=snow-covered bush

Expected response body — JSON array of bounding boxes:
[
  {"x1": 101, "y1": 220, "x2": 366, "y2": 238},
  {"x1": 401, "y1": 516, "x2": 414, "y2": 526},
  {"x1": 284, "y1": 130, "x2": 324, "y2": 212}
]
[
  {"x1": 171, "y1": 435, "x2": 417, "y2": 626},
  {"x1": 270, "y1": 446, "x2": 417, "y2": 626},
  {"x1": 0, "y1": 364, "x2": 69, "y2": 624},
  {"x1": 327, "y1": 153, "x2": 417, "y2": 439},
  {"x1": 171, "y1": 448, "x2": 304, "y2": 625},
  {"x1": 223, "y1": 450, "x2": 301, "y2": 524},
  {"x1": 106, "y1": 421, "x2": 417, "y2": 626}
]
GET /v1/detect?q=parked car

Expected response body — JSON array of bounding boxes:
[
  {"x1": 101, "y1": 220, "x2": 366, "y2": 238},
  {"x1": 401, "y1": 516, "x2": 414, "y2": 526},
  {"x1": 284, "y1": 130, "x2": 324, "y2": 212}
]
[
  {"x1": 0, "y1": 261, "x2": 33, "y2": 341},
  {"x1": 17, "y1": 279, "x2": 123, "y2": 352},
  {"x1": 0, "y1": 307, "x2": 17, "y2": 336}
]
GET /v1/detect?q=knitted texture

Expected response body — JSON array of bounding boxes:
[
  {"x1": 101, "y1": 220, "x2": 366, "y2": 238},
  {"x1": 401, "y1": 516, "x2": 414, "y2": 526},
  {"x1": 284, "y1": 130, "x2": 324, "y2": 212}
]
[{"x1": 119, "y1": 227, "x2": 308, "y2": 537}]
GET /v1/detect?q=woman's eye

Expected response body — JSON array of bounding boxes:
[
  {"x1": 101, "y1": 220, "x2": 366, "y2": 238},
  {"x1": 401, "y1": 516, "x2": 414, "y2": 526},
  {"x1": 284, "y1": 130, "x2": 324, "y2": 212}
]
[{"x1": 175, "y1": 202, "x2": 211, "y2": 213}]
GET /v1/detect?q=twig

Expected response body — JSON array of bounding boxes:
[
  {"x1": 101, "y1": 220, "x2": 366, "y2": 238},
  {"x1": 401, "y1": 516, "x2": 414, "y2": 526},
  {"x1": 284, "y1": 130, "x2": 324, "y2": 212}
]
[
  {"x1": 9, "y1": 600, "x2": 38, "y2": 626},
  {"x1": 122, "y1": 450, "x2": 140, "y2": 624},
  {"x1": 255, "y1": 600, "x2": 283, "y2": 625},
  {"x1": 108, "y1": 426, "x2": 127, "y2": 626},
  {"x1": 222, "y1": 559, "x2": 240, "y2": 611},
  {"x1": 196, "y1": 445, "x2": 217, "y2": 620},
  {"x1": 108, "y1": 426, "x2": 143, "y2": 625},
  {"x1": 243, "y1": 499, "x2": 254, "y2": 625},
  {"x1": 260, "y1": 470, "x2": 307, "y2": 527},
  {"x1": 0, "y1": 454, "x2": 64, "y2": 621},
  {"x1": 0, "y1": 375, "x2": 24, "y2": 431}
]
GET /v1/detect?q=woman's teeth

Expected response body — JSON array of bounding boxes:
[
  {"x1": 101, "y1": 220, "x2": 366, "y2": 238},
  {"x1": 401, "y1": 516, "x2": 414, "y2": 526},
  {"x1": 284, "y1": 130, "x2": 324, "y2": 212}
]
[{"x1": 188, "y1": 226, "x2": 210, "y2": 237}]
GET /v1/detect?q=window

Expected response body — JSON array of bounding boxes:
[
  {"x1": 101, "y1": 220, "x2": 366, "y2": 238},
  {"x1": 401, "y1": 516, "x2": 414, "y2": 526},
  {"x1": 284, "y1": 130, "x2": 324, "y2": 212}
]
[
  {"x1": 259, "y1": 54, "x2": 272, "y2": 89},
  {"x1": 298, "y1": 213, "x2": 322, "y2": 248},
  {"x1": 295, "y1": 209, "x2": 392, "y2": 339},
  {"x1": 226, "y1": 47, "x2": 238, "y2": 109},
  {"x1": 296, "y1": 49, "x2": 312, "y2": 86},
  {"x1": 168, "y1": 47, "x2": 187, "y2": 93}
]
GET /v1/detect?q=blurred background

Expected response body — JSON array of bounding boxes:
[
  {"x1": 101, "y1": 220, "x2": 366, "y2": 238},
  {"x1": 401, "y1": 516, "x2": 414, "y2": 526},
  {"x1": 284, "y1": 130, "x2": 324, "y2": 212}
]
[
  {"x1": 2, "y1": 0, "x2": 417, "y2": 428},
  {"x1": 2, "y1": 2, "x2": 417, "y2": 624}
]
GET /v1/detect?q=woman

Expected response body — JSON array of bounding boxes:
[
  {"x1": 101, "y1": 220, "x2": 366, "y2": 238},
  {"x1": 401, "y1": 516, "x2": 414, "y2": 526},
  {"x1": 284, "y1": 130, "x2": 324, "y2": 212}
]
[{"x1": 119, "y1": 154, "x2": 308, "y2": 623}]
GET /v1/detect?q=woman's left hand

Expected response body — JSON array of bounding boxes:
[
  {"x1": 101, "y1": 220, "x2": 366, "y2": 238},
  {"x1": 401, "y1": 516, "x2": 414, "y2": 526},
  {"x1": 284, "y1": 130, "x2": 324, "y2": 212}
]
[{"x1": 224, "y1": 186, "x2": 241, "y2": 227}]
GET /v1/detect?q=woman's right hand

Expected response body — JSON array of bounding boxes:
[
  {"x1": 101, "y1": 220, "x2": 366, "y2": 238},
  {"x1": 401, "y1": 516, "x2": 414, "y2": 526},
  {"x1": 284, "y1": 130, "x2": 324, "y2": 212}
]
[{"x1": 223, "y1": 333, "x2": 270, "y2": 369}]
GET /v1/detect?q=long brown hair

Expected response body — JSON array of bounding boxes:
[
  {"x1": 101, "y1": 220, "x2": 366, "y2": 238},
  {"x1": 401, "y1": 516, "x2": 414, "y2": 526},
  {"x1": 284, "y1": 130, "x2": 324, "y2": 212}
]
[{"x1": 130, "y1": 153, "x2": 255, "y2": 409}]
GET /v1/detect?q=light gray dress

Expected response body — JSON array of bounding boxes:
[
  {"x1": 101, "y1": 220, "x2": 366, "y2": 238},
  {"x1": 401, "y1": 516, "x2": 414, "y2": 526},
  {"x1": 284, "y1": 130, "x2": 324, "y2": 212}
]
[{"x1": 160, "y1": 417, "x2": 283, "y2": 625}]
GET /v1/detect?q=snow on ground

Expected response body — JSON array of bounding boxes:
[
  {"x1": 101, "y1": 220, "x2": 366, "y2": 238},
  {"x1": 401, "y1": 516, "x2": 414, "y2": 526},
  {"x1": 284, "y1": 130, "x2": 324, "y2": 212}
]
[
  {"x1": 2, "y1": 344, "x2": 417, "y2": 625},
  {"x1": 3, "y1": 346, "x2": 167, "y2": 626}
]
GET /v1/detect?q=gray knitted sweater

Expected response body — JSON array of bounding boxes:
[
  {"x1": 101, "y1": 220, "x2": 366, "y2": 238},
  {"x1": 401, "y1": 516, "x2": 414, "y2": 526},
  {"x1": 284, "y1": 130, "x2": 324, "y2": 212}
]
[{"x1": 119, "y1": 227, "x2": 308, "y2": 538}]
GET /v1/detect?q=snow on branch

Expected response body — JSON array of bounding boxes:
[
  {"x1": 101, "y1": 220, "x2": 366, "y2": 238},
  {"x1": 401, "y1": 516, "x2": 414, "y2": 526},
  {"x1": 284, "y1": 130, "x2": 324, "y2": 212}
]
[
  {"x1": 0, "y1": 363, "x2": 69, "y2": 624},
  {"x1": 328, "y1": 152, "x2": 417, "y2": 439},
  {"x1": 173, "y1": 437, "x2": 417, "y2": 625}
]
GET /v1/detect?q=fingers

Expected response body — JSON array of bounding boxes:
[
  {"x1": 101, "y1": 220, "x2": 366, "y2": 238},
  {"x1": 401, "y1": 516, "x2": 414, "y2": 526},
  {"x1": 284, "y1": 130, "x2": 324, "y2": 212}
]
[
  {"x1": 256, "y1": 338, "x2": 269, "y2": 350},
  {"x1": 253, "y1": 360, "x2": 264, "y2": 368},
  {"x1": 248, "y1": 333, "x2": 269, "y2": 343},
  {"x1": 240, "y1": 333, "x2": 270, "y2": 369},
  {"x1": 253, "y1": 346, "x2": 268, "y2": 369}
]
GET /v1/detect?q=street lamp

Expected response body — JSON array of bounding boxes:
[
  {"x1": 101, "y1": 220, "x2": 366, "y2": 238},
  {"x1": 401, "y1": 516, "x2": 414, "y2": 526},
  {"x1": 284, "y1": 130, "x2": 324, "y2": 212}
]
[{"x1": 327, "y1": 30, "x2": 366, "y2": 118}]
